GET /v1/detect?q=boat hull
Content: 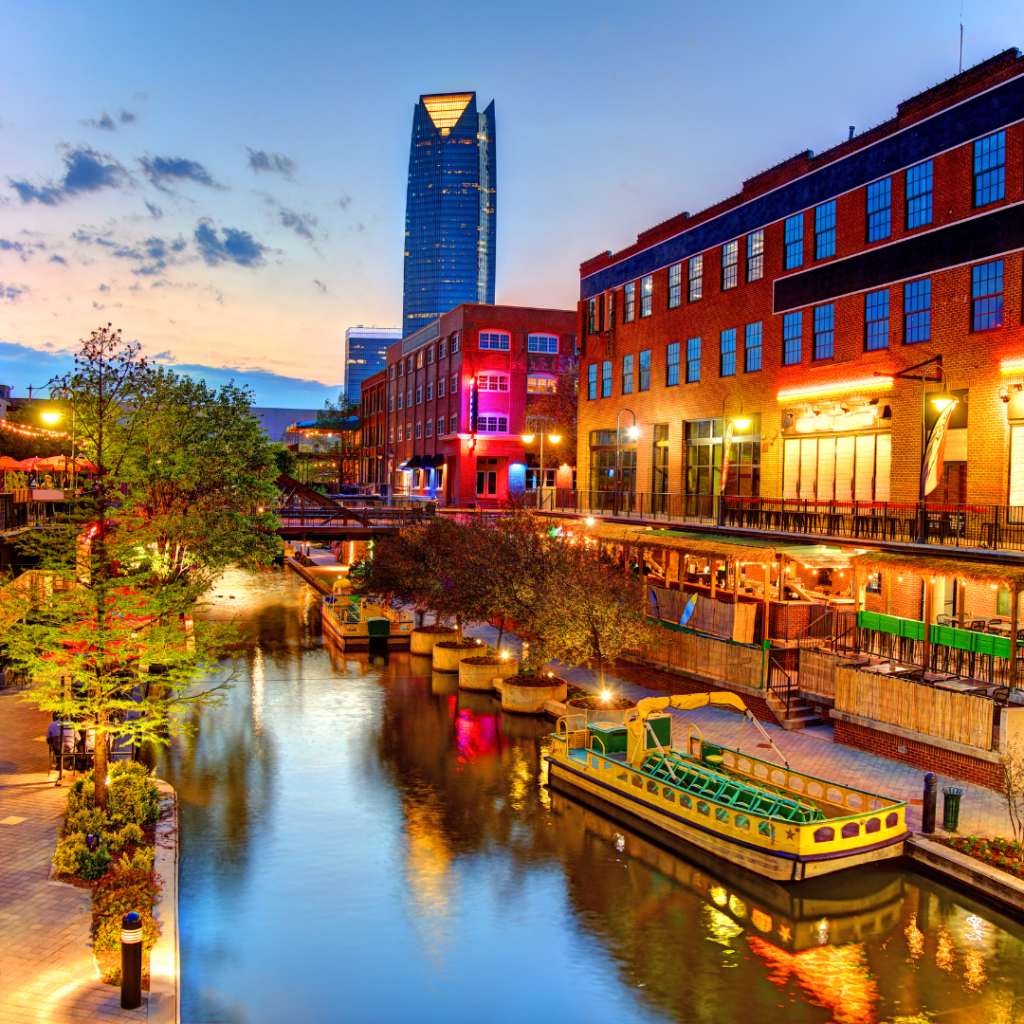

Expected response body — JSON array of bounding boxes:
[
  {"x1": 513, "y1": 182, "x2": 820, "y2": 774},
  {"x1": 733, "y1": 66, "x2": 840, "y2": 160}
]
[{"x1": 547, "y1": 756, "x2": 908, "y2": 882}]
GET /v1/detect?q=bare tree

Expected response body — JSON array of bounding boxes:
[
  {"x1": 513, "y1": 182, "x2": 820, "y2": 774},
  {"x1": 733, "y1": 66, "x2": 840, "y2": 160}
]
[{"x1": 999, "y1": 738, "x2": 1024, "y2": 859}]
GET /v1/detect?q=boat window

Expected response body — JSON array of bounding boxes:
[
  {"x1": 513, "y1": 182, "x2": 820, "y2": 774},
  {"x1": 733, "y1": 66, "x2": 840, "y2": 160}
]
[
  {"x1": 663, "y1": 788, "x2": 675, "y2": 802},
  {"x1": 869, "y1": 799, "x2": 883, "y2": 810},
  {"x1": 737, "y1": 758, "x2": 751, "y2": 774},
  {"x1": 754, "y1": 764, "x2": 768, "y2": 778},
  {"x1": 617, "y1": 772, "x2": 628, "y2": 781},
  {"x1": 679, "y1": 794, "x2": 692, "y2": 809},
  {"x1": 788, "y1": 776, "x2": 804, "y2": 792},
  {"x1": 813, "y1": 826, "x2": 835, "y2": 843},
  {"x1": 847, "y1": 793, "x2": 863, "y2": 810},
  {"x1": 759, "y1": 821, "x2": 775, "y2": 838},
  {"x1": 734, "y1": 814, "x2": 750, "y2": 829},
  {"x1": 647, "y1": 780, "x2": 658, "y2": 794},
  {"x1": 697, "y1": 801, "x2": 710, "y2": 816},
  {"x1": 590, "y1": 757, "x2": 601, "y2": 769},
  {"x1": 808, "y1": 782, "x2": 824, "y2": 798},
  {"x1": 715, "y1": 808, "x2": 729, "y2": 823},
  {"x1": 885, "y1": 812, "x2": 899, "y2": 829},
  {"x1": 771, "y1": 770, "x2": 786, "y2": 786},
  {"x1": 841, "y1": 822, "x2": 860, "y2": 839},
  {"x1": 632, "y1": 775, "x2": 643, "y2": 789},
  {"x1": 865, "y1": 817, "x2": 881, "y2": 833},
  {"x1": 827, "y1": 787, "x2": 844, "y2": 804}
]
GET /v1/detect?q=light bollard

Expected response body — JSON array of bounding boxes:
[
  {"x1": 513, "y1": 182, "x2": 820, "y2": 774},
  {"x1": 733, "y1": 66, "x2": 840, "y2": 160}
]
[
  {"x1": 922, "y1": 772, "x2": 937, "y2": 835},
  {"x1": 120, "y1": 911, "x2": 143, "y2": 1010}
]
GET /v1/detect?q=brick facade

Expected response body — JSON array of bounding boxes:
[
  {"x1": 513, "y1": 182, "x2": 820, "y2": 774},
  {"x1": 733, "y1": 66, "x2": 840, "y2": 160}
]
[{"x1": 359, "y1": 369, "x2": 388, "y2": 489}]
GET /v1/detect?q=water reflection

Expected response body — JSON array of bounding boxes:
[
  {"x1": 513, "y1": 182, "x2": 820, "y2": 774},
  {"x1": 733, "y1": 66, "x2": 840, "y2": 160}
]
[{"x1": 156, "y1": 568, "x2": 1024, "y2": 1024}]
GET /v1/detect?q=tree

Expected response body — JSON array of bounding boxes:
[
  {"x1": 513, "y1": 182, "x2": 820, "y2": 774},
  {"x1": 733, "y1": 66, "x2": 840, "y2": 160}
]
[{"x1": 999, "y1": 738, "x2": 1024, "y2": 859}]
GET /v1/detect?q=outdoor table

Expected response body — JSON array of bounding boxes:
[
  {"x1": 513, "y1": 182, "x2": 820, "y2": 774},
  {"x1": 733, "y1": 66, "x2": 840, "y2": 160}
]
[
  {"x1": 934, "y1": 679, "x2": 990, "y2": 694},
  {"x1": 859, "y1": 662, "x2": 915, "y2": 676}
]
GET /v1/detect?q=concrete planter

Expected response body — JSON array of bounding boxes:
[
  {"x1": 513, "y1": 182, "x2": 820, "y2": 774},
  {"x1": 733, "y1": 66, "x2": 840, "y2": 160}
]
[
  {"x1": 565, "y1": 697, "x2": 638, "y2": 726},
  {"x1": 433, "y1": 641, "x2": 487, "y2": 672},
  {"x1": 502, "y1": 676, "x2": 568, "y2": 714},
  {"x1": 411, "y1": 628, "x2": 459, "y2": 656},
  {"x1": 459, "y1": 657, "x2": 518, "y2": 691}
]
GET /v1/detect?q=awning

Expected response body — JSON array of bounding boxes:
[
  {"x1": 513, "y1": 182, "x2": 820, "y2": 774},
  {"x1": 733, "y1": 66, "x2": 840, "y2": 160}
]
[
  {"x1": 579, "y1": 523, "x2": 778, "y2": 564},
  {"x1": 429, "y1": 454, "x2": 446, "y2": 468},
  {"x1": 850, "y1": 550, "x2": 1024, "y2": 590},
  {"x1": 406, "y1": 456, "x2": 423, "y2": 469}
]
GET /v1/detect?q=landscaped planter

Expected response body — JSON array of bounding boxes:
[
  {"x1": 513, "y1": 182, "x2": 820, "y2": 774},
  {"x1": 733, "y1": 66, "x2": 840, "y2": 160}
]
[
  {"x1": 459, "y1": 656, "x2": 518, "y2": 691},
  {"x1": 566, "y1": 695, "x2": 637, "y2": 725},
  {"x1": 501, "y1": 674, "x2": 568, "y2": 714},
  {"x1": 433, "y1": 639, "x2": 489, "y2": 672},
  {"x1": 411, "y1": 626, "x2": 459, "y2": 656}
]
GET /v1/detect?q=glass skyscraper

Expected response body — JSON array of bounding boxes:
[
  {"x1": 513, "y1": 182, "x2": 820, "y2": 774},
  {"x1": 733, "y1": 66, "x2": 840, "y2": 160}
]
[
  {"x1": 344, "y1": 326, "x2": 401, "y2": 405},
  {"x1": 402, "y1": 92, "x2": 496, "y2": 337}
]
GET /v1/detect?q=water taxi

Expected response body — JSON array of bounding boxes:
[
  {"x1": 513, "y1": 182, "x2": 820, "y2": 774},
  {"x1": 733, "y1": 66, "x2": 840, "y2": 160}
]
[
  {"x1": 546, "y1": 692, "x2": 909, "y2": 881},
  {"x1": 321, "y1": 593, "x2": 414, "y2": 647}
]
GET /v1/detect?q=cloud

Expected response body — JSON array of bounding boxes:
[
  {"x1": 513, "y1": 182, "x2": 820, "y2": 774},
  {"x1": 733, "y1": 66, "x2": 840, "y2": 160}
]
[
  {"x1": 337, "y1": 194, "x2": 352, "y2": 210},
  {"x1": 119, "y1": 110, "x2": 136, "y2": 125},
  {"x1": 313, "y1": 279, "x2": 327, "y2": 293},
  {"x1": 279, "y1": 208, "x2": 318, "y2": 242},
  {"x1": 246, "y1": 148, "x2": 297, "y2": 180},
  {"x1": 150, "y1": 350, "x2": 177, "y2": 363},
  {"x1": 194, "y1": 219, "x2": 267, "y2": 268},
  {"x1": 1, "y1": 236, "x2": 49, "y2": 261},
  {"x1": 82, "y1": 109, "x2": 136, "y2": 131},
  {"x1": 145, "y1": 200, "x2": 162, "y2": 219},
  {"x1": 1, "y1": 238, "x2": 25, "y2": 254},
  {"x1": 50, "y1": 254, "x2": 67, "y2": 264},
  {"x1": 138, "y1": 155, "x2": 221, "y2": 191},
  {"x1": 0, "y1": 282, "x2": 29, "y2": 302},
  {"x1": 8, "y1": 144, "x2": 127, "y2": 205},
  {"x1": 72, "y1": 227, "x2": 189, "y2": 276}
]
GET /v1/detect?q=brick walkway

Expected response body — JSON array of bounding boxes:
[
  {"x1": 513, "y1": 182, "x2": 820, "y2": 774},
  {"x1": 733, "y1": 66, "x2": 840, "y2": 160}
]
[
  {"x1": 458, "y1": 619, "x2": 1016, "y2": 839},
  {"x1": 0, "y1": 689, "x2": 148, "y2": 1024}
]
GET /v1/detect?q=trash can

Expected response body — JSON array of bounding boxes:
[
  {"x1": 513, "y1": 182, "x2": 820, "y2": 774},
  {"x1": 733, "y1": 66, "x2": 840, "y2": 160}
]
[{"x1": 942, "y1": 787, "x2": 964, "y2": 832}]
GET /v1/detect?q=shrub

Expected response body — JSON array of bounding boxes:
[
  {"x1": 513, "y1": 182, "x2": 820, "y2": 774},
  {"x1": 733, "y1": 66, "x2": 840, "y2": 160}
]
[
  {"x1": 65, "y1": 776, "x2": 95, "y2": 816},
  {"x1": 115, "y1": 847, "x2": 154, "y2": 874},
  {"x1": 65, "y1": 806, "x2": 111, "y2": 838},
  {"x1": 109, "y1": 822, "x2": 145, "y2": 852},
  {"x1": 79, "y1": 844, "x2": 112, "y2": 881},
  {"x1": 52, "y1": 832, "x2": 88, "y2": 875},
  {"x1": 92, "y1": 869, "x2": 161, "y2": 953},
  {"x1": 107, "y1": 763, "x2": 160, "y2": 826}
]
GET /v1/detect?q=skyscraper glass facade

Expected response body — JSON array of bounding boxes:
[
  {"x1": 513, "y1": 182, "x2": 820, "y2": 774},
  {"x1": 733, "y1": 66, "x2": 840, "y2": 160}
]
[
  {"x1": 345, "y1": 327, "x2": 401, "y2": 405},
  {"x1": 402, "y1": 92, "x2": 496, "y2": 337}
]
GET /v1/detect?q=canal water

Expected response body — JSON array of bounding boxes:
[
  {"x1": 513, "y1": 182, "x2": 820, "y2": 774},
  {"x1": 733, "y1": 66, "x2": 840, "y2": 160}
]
[{"x1": 155, "y1": 568, "x2": 1024, "y2": 1023}]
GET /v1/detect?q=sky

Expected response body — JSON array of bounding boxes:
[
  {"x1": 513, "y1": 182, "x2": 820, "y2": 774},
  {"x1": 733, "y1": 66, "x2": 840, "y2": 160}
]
[{"x1": 1, "y1": 0, "x2": 1021, "y2": 407}]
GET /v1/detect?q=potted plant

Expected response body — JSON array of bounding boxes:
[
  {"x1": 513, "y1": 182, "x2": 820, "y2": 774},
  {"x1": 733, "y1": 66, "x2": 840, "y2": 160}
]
[
  {"x1": 459, "y1": 651, "x2": 519, "y2": 691},
  {"x1": 433, "y1": 637, "x2": 491, "y2": 672},
  {"x1": 501, "y1": 668, "x2": 568, "y2": 714}
]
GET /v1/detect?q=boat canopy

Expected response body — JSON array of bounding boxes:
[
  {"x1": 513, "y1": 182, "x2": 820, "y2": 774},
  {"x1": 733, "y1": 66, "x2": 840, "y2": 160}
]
[{"x1": 633, "y1": 691, "x2": 748, "y2": 720}]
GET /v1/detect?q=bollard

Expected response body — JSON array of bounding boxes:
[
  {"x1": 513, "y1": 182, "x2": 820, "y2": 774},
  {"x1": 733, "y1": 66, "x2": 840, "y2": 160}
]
[
  {"x1": 922, "y1": 772, "x2": 937, "y2": 834},
  {"x1": 120, "y1": 911, "x2": 143, "y2": 1010},
  {"x1": 943, "y1": 787, "x2": 964, "y2": 832}
]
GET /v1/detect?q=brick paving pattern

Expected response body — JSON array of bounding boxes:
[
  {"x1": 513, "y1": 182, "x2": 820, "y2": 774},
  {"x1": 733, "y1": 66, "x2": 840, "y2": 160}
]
[{"x1": 0, "y1": 690, "x2": 148, "y2": 1024}]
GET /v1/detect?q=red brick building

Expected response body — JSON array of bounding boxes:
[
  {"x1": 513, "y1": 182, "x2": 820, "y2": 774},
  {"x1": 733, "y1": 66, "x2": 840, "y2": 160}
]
[
  {"x1": 381, "y1": 303, "x2": 577, "y2": 506},
  {"x1": 359, "y1": 368, "x2": 388, "y2": 491}
]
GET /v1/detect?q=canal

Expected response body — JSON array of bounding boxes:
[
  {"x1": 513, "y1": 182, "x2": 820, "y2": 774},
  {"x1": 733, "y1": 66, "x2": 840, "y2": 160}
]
[{"x1": 155, "y1": 568, "x2": 1024, "y2": 1023}]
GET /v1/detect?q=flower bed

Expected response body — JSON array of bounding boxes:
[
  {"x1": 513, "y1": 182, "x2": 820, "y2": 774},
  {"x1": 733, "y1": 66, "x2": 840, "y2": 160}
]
[
  {"x1": 50, "y1": 762, "x2": 163, "y2": 987},
  {"x1": 939, "y1": 835, "x2": 1024, "y2": 880},
  {"x1": 435, "y1": 640, "x2": 487, "y2": 650}
]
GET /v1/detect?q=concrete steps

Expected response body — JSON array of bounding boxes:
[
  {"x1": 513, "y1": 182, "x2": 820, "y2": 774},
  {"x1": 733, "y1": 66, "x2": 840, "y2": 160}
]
[{"x1": 765, "y1": 693, "x2": 822, "y2": 731}]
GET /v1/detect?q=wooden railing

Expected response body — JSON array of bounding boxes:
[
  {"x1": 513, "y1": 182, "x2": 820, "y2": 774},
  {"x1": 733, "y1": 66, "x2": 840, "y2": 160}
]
[{"x1": 628, "y1": 623, "x2": 766, "y2": 691}]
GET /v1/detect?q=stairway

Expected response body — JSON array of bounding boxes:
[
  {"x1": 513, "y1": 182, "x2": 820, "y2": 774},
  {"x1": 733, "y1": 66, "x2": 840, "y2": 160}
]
[{"x1": 764, "y1": 692, "x2": 822, "y2": 731}]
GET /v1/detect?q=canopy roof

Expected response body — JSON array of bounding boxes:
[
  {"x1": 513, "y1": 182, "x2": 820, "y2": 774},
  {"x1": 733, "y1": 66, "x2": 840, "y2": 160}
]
[
  {"x1": 850, "y1": 550, "x2": 1024, "y2": 589},
  {"x1": 579, "y1": 522, "x2": 777, "y2": 564}
]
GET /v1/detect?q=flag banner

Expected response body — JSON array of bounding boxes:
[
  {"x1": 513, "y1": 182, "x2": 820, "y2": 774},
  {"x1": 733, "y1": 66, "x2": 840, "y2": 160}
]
[
  {"x1": 921, "y1": 401, "x2": 957, "y2": 497},
  {"x1": 720, "y1": 419, "x2": 736, "y2": 495}
]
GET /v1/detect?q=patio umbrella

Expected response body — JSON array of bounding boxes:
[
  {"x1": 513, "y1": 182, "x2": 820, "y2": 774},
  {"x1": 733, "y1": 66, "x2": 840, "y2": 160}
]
[{"x1": 18, "y1": 457, "x2": 47, "y2": 470}]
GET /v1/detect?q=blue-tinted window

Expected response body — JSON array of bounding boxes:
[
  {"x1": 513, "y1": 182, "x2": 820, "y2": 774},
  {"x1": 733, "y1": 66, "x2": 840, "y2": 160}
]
[
  {"x1": 666, "y1": 342, "x2": 680, "y2": 386},
  {"x1": 906, "y1": 161, "x2": 933, "y2": 229},
  {"x1": 668, "y1": 263, "x2": 682, "y2": 308},
  {"x1": 587, "y1": 363, "x2": 597, "y2": 400},
  {"x1": 744, "y1": 322, "x2": 762, "y2": 373},
  {"x1": 624, "y1": 282, "x2": 635, "y2": 322},
  {"x1": 974, "y1": 131, "x2": 1005, "y2": 207},
  {"x1": 622, "y1": 354, "x2": 633, "y2": 394},
  {"x1": 746, "y1": 230, "x2": 763, "y2": 281},
  {"x1": 686, "y1": 337, "x2": 701, "y2": 383},
  {"x1": 815, "y1": 201, "x2": 836, "y2": 259},
  {"x1": 640, "y1": 274, "x2": 653, "y2": 317},
  {"x1": 784, "y1": 215, "x2": 803, "y2": 269},
  {"x1": 587, "y1": 298, "x2": 597, "y2": 334},
  {"x1": 720, "y1": 329, "x2": 736, "y2": 377},
  {"x1": 722, "y1": 241, "x2": 738, "y2": 290},
  {"x1": 638, "y1": 350, "x2": 651, "y2": 391},
  {"x1": 813, "y1": 304, "x2": 834, "y2": 360},
  {"x1": 972, "y1": 260, "x2": 1004, "y2": 331},
  {"x1": 904, "y1": 279, "x2": 931, "y2": 344},
  {"x1": 867, "y1": 178, "x2": 891, "y2": 242},
  {"x1": 865, "y1": 290, "x2": 890, "y2": 350},
  {"x1": 479, "y1": 331, "x2": 510, "y2": 350},
  {"x1": 782, "y1": 312, "x2": 802, "y2": 365},
  {"x1": 601, "y1": 360, "x2": 612, "y2": 398},
  {"x1": 688, "y1": 255, "x2": 702, "y2": 300},
  {"x1": 528, "y1": 334, "x2": 559, "y2": 353}
]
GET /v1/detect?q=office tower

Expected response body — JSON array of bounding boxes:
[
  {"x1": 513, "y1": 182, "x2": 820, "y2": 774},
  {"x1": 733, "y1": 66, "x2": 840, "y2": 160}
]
[
  {"x1": 345, "y1": 326, "x2": 401, "y2": 405},
  {"x1": 402, "y1": 92, "x2": 496, "y2": 337}
]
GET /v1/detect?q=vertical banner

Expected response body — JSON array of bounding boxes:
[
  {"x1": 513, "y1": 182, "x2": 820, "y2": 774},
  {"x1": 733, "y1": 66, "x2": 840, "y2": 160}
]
[
  {"x1": 719, "y1": 419, "x2": 736, "y2": 495},
  {"x1": 469, "y1": 376, "x2": 478, "y2": 434},
  {"x1": 921, "y1": 401, "x2": 957, "y2": 497}
]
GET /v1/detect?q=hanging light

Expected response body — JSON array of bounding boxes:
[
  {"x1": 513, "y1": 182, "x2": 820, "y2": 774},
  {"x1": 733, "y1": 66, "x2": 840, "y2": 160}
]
[
  {"x1": 732, "y1": 417, "x2": 751, "y2": 430},
  {"x1": 931, "y1": 391, "x2": 958, "y2": 411}
]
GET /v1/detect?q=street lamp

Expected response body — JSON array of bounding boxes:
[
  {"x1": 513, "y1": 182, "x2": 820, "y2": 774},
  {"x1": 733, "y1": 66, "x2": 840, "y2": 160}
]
[
  {"x1": 614, "y1": 409, "x2": 640, "y2": 516},
  {"x1": 521, "y1": 416, "x2": 561, "y2": 510},
  {"x1": 41, "y1": 411, "x2": 61, "y2": 425}
]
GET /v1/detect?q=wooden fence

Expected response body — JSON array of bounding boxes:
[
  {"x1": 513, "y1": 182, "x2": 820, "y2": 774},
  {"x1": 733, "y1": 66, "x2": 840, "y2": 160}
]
[
  {"x1": 647, "y1": 585, "x2": 758, "y2": 644},
  {"x1": 629, "y1": 624, "x2": 765, "y2": 691},
  {"x1": 797, "y1": 650, "x2": 861, "y2": 699},
  {"x1": 835, "y1": 671, "x2": 994, "y2": 750}
]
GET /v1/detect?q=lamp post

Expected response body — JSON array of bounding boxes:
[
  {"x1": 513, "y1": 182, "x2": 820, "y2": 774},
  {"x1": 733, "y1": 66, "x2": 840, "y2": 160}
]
[
  {"x1": 521, "y1": 415, "x2": 561, "y2": 511},
  {"x1": 614, "y1": 409, "x2": 640, "y2": 516}
]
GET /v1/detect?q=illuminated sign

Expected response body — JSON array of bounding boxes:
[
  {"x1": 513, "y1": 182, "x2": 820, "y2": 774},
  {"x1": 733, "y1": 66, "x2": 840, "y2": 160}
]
[{"x1": 469, "y1": 377, "x2": 478, "y2": 434}]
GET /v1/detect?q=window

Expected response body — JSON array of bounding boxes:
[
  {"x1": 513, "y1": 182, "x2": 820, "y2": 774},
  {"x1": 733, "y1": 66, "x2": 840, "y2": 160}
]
[
  {"x1": 784, "y1": 214, "x2": 803, "y2": 269},
  {"x1": 397, "y1": 392, "x2": 403, "y2": 410},
  {"x1": 389, "y1": 364, "x2": 396, "y2": 380},
  {"x1": 389, "y1": 395, "x2": 395, "y2": 412},
  {"x1": 438, "y1": 417, "x2": 446, "y2": 436},
  {"x1": 397, "y1": 425, "x2": 403, "y2": 442},
  {"x1": 688, "y1": 255, "x2": 703, "y2": 300},
  {"x1": 477, "y1": 415, "x2": 508, "y2": 433},
  {"x1": 527, "y1": 334, "x2": 559, "y2": 353},
  {"x1": 722, "y1": 240, "x2": 738, "y2": 289},
  {"x1": 450, "y1": 374, "x2": 458, "y2": 393},
  {"x1": 813, "y1": 304, "x2": 834, "y2": 360},
  {"x1": 720, "y1": 329, "x2": 736, "y2": 377},
  {"x1": 527, "y1": 375, "x2": 556, "y2": 394},
  {"x1": 624, "y1": 281, "x2": 635, "y2": 322},
  {"x1": 477, "y1": 374, "x2": 509, "y2": 392},
  {"x1": 425, "y1": 420, "x2": 433, "y2": 438},
  {"x1": 397, "y1": 361, "x2": 403, "y2": 377},
  {"x1": 587, "y1": 297, "x2": 597, "y2": 334},
  {"x1": 622, "y1": 354, "x2": 633, "y2": 394},
  {"x1": 906, "y1": 160, "x2": 933, "y2": 229},
  {"x1": 416, "y1": 386, "x2": 422, "y2": 404},
  {"x1": 815, "y1": 200, "x2": 836, "y2": 259},
  {"x1": 638, "y1": 349, "x2": 651, "y2": 391},
  {"x1": 451, "y1": 334, "x2": 460, "y2": 353},
  {"x1": 783, "y1": 312, "x2": 802, "y2": 365},
  {"x1": 668, "y1": 263, "x2": 682, "y2": 308},
  {"x1": 388, "y1": 426, "x2": 394, "y2": 443},
  {"x1": 426, "y1": 347, "x2": 434, "y2": 364},
  {"x1": 439, "y1": 339, "x2": 447, "y2": 358},
  {"x1": 867, "y1": 177, "x2": 891, "y2": 242},
  {"x1": 652, "y1": 424, "x2": 669, "y2": 506},
  {"x1": 415, "y1": 422, "x2": 422, "y2": 439},
  {"x1": 974, "y1": 130, "x2": 1005, "y2": 206},
  {"x1": 479, "y1": 331, "x2": 510, "y2": 351},
  {"x1": 438, "y1": 377, "x2": 446, "y2": 397},
  {"x1": 426, "y1": 382, "x2": 433, "y2": 401},
  {"x1": 450, "y1": 414, "x2": 458, "y2": 433},
  {"x1": 406, "y1": 357, "x2": 413, "y2": 373},
  {"x1": 640, "y1": 274, "x2": 653, "y2": 317},
  {"x1": 972, "y1": 260, "x2": 1004, "y2": 331},
  {"x1": 746, "y1": 229, "x2": 763, "y2": 282},
  {"x1": 745, "y1": 321, "x2": 762, "y2": 372},
  {"x1": 406, "y1": 389, "x2": 412, "y2": 407},
  {"x1": 605, "y1": 290, "x2": 615, "y2": 329},
  {"x1": 601, "y1": 360, "x2": 612, "y2": 398},
  {"x1": 666, "y1": 342, "x2": 680, "y2": 386},
  {"x1": 686, "y1": 337, "x2": 701, "y2": 383},
  {"x1": 865, "y1": 289, "x2": 890, "y2": 350},
  {"x1": 588, "y1": 363, "x2": 598, "y2": 400},
  {"x1": 904, "y1": 279, "x2": 931, "y2": 344},
  {"x1": 416, "y1": 351, "x2": 423, "y2": 369}
]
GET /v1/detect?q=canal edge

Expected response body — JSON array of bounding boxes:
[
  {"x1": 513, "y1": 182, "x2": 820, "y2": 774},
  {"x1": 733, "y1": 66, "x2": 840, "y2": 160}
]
[
  {"x1": 904, "y1": 835, "x2": 1024, "y2": 915},
  {"x1": 284, "y1": 556, "x2": 334, "y2": 595},
  {"x1": 149, "y1": 779, "x2": 180, "y2": 1024}
]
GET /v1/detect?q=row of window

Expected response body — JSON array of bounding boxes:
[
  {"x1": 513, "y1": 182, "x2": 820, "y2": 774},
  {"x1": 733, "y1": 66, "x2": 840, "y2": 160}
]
[
  {"x1": 391, "y1": 374, "x2": 460, "y2": 411},
  {"x1": 586, "y1": 258, "x2": 1004, "y2": 391},
  {"x1": 389, "y1": 331, "x2": 563, "y2": 378},
  {"x1": 392, "y1": 415, "x2": 460, "y2": 443},
  {"x1": 391, "y1": 335, "x2": 460, "y2": 378},
  {"x1": 587, "y1": 130, "x2": 1008, "y2": 331}
]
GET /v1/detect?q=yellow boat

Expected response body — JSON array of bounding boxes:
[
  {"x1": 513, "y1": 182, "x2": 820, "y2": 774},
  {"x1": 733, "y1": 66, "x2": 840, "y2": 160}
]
[
  {"x1": 321, "y1": 593, "x2": 414, "y2": 647},
  {"x1": 546, "y1": 692, "x2": 909, "y2": 882}
]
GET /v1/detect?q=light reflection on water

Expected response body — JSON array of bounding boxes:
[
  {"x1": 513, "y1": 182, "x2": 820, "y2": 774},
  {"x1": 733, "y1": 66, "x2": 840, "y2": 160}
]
[{"x1": 154, "y1": 568, "x2": 1024, "y2": 1024}]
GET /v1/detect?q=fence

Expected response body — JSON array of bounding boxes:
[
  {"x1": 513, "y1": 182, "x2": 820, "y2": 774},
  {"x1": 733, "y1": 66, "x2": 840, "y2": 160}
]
[
  {"x1": 835, "y1": 670, "x2": 995, "y2": 750},
  {"x1": 647, "y1": 585, "x2": 758, "y2": 643},
  {"x1": 628, "y1": 624, "x2": 765, "y2": 691}
]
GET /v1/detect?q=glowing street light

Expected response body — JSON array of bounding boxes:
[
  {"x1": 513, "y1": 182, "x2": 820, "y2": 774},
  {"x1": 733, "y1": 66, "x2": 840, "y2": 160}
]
[{"x1": 41, "y1": 411, "x2": 61, "y2": 425}]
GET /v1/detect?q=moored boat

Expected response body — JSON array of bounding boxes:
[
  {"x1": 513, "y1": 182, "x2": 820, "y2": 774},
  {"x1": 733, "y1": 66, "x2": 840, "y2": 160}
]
[
  {"x1": 321, "y1": 593, "x2": 414, "y2": 647},
  {"x1": 546, "y1": 692, "x2": 909, "y2": 882}
]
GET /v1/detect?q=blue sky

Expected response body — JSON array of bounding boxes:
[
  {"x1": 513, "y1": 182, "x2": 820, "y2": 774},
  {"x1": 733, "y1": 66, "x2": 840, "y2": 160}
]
[{"x1": 1, "y1": 0, "x2": 1021, "y2": 406}]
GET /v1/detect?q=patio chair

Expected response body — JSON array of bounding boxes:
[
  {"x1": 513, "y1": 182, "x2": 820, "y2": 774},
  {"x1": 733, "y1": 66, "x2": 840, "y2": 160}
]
[
  {"x1": 936, "y1": 614, "x2": 953, "y2": 627},
  {"x1": 991, "y1": 687, "x2": 1012, "y2": 708}
]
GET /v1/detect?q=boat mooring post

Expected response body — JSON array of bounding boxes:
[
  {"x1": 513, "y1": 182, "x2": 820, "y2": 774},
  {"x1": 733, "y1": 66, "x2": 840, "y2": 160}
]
[
  {"x1": 922, "y1": 772, "x2": 937, "y2": 834},
  {"x1": 120, "y1": 911, "x2": 143, "y2": 1009}
]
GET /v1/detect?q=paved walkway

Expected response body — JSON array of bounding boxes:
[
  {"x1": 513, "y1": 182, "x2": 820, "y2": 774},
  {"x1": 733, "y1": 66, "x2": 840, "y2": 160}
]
[
  {"x1": 0, "y1": 689, "x2": 148, "y2": 1024},
  {"x1": 456, "y1": 618, "x2": 1016, "y2": 839}
]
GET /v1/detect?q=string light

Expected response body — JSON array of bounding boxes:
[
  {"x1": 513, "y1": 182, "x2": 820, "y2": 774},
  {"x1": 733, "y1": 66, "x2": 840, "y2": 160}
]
[{"x1": 0, "y1": 419, "x2": 72, "y2": 439}]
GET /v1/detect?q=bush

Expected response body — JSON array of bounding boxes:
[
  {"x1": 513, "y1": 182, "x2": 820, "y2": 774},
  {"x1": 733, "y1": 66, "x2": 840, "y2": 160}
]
[
  {"x1": 92, "y1": 869, "x2": 161, "y2": 953},
  {"x1": 65, "y1": 776, "x2": 95, "y2": 816},
  {"x1": 65, "y1": 806, "x2": 110, "y2": 838},
  {"x1": 115, "y1": 847, "x2": 154, "y2": 874},
  {"x1": 107, "y1": 763, "x2": 160, "y2": 826},
  {"x1": 53, "y1": 832, "x2": 88, "y2": 875},
  {"x1": 109, "y1": 822, "x2": 145, "y2": 852},
  {"x1": 80, "y1": 844, "x2": 112, "y2": 881}
]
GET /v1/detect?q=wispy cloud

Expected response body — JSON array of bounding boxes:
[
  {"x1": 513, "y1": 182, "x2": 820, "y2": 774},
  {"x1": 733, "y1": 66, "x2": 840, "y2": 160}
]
[
  {"x1": 82, "y1": 109, "x2": 137, "y2": 131},
  {"x1": 194, "y1": 219, "x2": 267, "y2": 268},
  {"x1": 138, "y1": 155, "x2": 222, "y2": 191},
  {"x1": 337, "y1": 194, "x2": 352, "y2": 210},
  {"x1": 72, "y1": 227, "x2": 189, "y2": 276},
  {"x1": 145, "y1": 200, "x2": 163, "y2": 219},
  {"x1": 279, "y1": 208, "x2": 318, "y2": 243},
  {"x1": 246, "y1": 148, "x2": 297, "y2": 180},
  {"x1": 50, "y1": 254, "x2": 67, "y2": 265},
  {"x1": 0, "y1": 282, "x2": 29, "y2": 302},
  {"x1": 8, "y1": 144, "x2": 128, "y2": 205},
  {"x1": 313, "y1": 279, "x2": 327, "y2": 293}
]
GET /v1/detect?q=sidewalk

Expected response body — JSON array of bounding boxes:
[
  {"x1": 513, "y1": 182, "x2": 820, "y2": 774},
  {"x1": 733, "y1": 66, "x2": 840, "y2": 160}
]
[
  {"x1": 455, "y1": 618, "x2": 1015, "y2": 840},
  {"x1": 0, "y1": 689, "x2": 148, "y2": 1024}
]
